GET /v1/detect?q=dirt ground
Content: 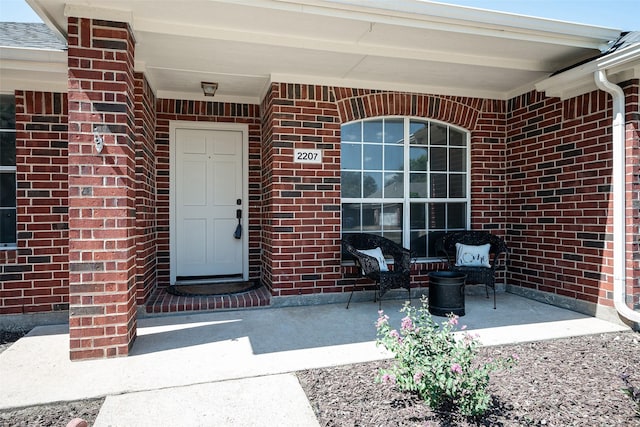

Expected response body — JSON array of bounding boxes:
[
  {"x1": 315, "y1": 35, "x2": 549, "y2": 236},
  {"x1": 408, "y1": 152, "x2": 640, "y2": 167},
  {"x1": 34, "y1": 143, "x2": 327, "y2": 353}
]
[
  {"x1": 2, "y1": 330, "x2": 640, "y2": 426},
  {"x1": 297, "y1": 331, "x2": 640, "y2": 426},
  {"x1": 0, "y1": 399, "x2": 104, "y2": 427}
]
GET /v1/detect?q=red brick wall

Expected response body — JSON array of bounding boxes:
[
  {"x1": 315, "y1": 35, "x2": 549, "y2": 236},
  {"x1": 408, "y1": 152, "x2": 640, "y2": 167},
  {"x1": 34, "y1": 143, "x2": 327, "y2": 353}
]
[
  {"x1": 67, "y1": 17, "x2": 138, "y2": 359},
  {"x1": 155, "y1": 99, "x2": 262, "y2": 286},
  {"x1": 134, "y1": 73, "x2": 157, "y2": 303},
  {"x1": 1, "y1": 74, "x2": 637, "y2": 321},
  {"x1": 505, "y1": 84, "x2": 640, "y2": 307},
  {"x1": 625, "y1": 80, "x2": 640, "y2": 307},
  {"x1": 260, "y1": 84, "x2": 343, "y2": 296},
  {"x1": 260, "y1": 89, "x2": 276, "y2": 290},
  {"x1": 0, "y1": 91, "x2": 69, "y2": 315},
  {"x1": 262, "y1": 84, "x2": 508, "y2": 295}
]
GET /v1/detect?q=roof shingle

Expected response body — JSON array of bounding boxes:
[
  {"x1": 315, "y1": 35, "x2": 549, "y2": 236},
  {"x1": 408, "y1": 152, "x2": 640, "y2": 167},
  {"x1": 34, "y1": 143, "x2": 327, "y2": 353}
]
[{"x1": 0, "y1": 22, "x2": 66, "y2": 50}]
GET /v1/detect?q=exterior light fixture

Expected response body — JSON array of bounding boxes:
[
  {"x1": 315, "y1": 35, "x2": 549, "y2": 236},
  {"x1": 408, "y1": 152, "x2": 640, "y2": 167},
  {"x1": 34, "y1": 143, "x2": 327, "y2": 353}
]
[{"x1": 201, "y1": 82, "x2": 218, "y2": 97}]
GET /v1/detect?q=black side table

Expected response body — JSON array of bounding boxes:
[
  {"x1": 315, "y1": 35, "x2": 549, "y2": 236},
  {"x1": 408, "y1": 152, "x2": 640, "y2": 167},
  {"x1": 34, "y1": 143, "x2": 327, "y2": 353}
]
[{"x1": 428, "y1": 271, "x2": 466, "y2": 316}]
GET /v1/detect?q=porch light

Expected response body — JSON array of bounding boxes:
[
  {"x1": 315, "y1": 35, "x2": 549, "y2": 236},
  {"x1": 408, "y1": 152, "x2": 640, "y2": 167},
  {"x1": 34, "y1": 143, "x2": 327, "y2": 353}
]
[{"x1": 201, "y1": 82, "x2": 218, "y2": 97}]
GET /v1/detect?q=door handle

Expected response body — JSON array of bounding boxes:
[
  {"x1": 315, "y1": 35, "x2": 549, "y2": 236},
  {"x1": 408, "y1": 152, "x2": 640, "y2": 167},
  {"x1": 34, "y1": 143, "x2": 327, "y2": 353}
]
[{"x1": 234, "y1": 209, "x2": 242, "y2": 239}]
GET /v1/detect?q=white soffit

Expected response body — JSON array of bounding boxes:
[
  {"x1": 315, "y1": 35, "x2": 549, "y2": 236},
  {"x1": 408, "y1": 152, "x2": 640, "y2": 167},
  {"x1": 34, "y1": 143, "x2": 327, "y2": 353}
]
[
  {"x1": 536, "y1": 39, "x2": 640, "y2": 99},
  {"x1": 26, "y1": 0, "x2": 623, "y2": 102},
  {"x1": 0, "y1": 46, "x2": 67, "y2": 93}
]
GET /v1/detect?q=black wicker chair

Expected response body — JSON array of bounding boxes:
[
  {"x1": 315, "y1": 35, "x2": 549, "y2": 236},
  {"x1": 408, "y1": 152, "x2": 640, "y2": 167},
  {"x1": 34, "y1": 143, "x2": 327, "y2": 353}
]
[
  {"x1": 437, "y1": 231, "x2": 508, "y2": 309},
  {"x1": 342, "y1": 233, "x2": 411, "y2": 309}
]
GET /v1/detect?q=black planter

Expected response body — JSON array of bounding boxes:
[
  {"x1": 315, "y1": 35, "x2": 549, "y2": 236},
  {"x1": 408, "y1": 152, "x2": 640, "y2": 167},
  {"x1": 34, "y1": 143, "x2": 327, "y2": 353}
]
[{"x1": 428, "y1": 271, "x2": 467, "y2": 316}]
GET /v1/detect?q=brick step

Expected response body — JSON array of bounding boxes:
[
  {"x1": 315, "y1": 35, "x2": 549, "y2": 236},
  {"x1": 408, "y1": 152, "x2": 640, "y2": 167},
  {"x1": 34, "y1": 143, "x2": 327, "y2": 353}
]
[{"x1": 145, "y1": 285, "x2": 271, "y2": 314}]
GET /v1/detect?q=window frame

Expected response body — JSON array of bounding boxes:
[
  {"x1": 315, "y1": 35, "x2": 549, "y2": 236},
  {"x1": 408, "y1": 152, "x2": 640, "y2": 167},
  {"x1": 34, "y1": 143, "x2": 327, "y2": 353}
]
[
  {"x1": 0, "y1": 93, "x2": 17, "y2": 249},
  {"x1": 340, "y1": 116, "x2": 471, "y2": 261}
]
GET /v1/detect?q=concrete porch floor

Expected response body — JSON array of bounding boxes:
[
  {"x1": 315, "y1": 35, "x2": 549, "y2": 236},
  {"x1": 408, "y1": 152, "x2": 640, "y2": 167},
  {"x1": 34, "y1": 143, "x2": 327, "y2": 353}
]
[{"x1": 0, "y1": 291, "x2": 632, "y2": 425}]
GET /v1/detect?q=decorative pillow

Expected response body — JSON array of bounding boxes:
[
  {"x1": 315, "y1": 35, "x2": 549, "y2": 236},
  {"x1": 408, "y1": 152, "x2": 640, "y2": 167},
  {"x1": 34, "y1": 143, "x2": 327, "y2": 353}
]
[
  {"x1": 357, "y1": 247, "x2": 389, "y2": 272},
  {"x1": 455, "y1": 243, "x2": 491, "y2": 267}
]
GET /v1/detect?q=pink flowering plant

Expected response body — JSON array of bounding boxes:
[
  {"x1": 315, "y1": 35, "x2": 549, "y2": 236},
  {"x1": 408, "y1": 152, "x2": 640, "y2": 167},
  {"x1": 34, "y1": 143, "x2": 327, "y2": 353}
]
[{"x1": 376, "y1": 296, "x2": 518, "y2": 416}]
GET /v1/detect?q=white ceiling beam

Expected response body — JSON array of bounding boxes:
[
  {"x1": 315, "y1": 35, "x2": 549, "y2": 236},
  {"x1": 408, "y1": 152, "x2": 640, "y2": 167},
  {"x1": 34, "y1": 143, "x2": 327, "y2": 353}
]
[
  {"x1": 134, "y1": 21, "x2": 553, "y2": 72},
  {"x1": 0, "y1": 60, "x2": 67, "y2": 73},
  {"x1": 0, "y1": 73, "x2": 67, "y2": 93},
  {"x1": 64, "y1": 4, "x2": 133, "y2": 26},
  {"x1": 211, "y1": 0, "x2": 620, "y2": 48},
  {"x1": 147, "y1": 65, "x2": 268, "y2": 81},
  {"x1": 26, "y1": 0, "x2": 627, "y2": 102},
  {"x1": 58, "y1": 1, "x2": 615, "y2": 70},
  {"x1": 0, "y1": 46, "x2": 66, "y2": 63}
]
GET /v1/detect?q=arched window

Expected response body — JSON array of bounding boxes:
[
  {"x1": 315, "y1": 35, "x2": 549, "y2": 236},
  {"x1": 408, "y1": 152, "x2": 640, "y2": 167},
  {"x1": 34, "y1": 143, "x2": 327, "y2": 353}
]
[{"x1": 340, "y1": 117, "x2": 469, "y2": 259}]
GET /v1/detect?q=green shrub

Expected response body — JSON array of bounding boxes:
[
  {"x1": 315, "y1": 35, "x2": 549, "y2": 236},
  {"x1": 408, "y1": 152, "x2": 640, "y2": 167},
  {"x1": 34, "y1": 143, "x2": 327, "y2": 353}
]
[{"x1": 376, "y1": 296, "x2": 517, "y2": 416}]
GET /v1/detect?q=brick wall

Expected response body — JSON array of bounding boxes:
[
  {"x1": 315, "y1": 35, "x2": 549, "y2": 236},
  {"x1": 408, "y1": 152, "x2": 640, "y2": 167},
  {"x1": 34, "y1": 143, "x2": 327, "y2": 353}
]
[
  {"x1": 260, "y1": 86, "x2": 276, "y2": 290},
  {"x1": 0, "y1": 91, "x2": 69, "y2": 315},
  {"x1": 261, "y1": 84, "x2": 343, "y2": 296},
  {"x1": 67, "y1": 17, "x2": 138, "y2": 359},
  {"x1": 505, "y1": 84, "x2": 640, "y2": 307},
  {"x1": 155, "y1": 99, "x2": 262, "y2": 286},
  {"x1": 625, "y1": 80, "x2": 640, "y2": 307},
  {"x1": 262, "y1": 84, "x2": 509, "y2": 295},
  {"x1": 1, "y1": 73, "x2": 636, "y2": 326},
  {"x1": 134, "y1": 73, "x2": 157, "y2": 303}
]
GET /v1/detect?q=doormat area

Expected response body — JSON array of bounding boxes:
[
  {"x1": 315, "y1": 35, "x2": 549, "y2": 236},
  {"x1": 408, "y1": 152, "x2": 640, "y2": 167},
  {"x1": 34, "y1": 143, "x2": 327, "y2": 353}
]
[{"x1": 166, "y1": 281, "x2": 260, "y2": 297}]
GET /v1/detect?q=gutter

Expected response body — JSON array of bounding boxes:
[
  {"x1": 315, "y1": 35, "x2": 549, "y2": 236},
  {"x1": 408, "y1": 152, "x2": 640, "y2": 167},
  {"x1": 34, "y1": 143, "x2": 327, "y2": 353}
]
[{"x1": 594, "y1": 70, "x2": 640, "y2": 325}]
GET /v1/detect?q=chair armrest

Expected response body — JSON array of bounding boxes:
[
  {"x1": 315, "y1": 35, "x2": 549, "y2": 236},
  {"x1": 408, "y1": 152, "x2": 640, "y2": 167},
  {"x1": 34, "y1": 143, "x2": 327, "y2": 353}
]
[
  {"x1": 391, "y1": 247, "x2": 411, "y2": 274},
  {"x1": 491, "y1": 249, "x2": 508, "y2": 270},
  {"x1": 435, "y1": 237, "x2": 455, "y2": 267}
]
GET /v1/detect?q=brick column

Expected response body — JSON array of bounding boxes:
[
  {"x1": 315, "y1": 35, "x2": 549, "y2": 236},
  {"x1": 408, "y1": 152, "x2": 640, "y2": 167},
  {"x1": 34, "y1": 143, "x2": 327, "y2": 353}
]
[
  {"x1": 67, "y1": 17, "x2": 137, "y2": 360},
  {"x1": 625, "y1": 79, "x2": 640, "y2": 308},
  {"x1": 261, "y1": 83, "x2": 342, "y2": 297},
  {"x1": 133, "y1": 73, "x2": 157, "y2": 304}
]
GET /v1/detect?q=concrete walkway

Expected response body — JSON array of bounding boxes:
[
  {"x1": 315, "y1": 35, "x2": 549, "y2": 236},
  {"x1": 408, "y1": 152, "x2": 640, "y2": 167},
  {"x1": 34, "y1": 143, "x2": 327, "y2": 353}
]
[{"x1": 0, "y1": 292, "x2": 631, "y2": 426}]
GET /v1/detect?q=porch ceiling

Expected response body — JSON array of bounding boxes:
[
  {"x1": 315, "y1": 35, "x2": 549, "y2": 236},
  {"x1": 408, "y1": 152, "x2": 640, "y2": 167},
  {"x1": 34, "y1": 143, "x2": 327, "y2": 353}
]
[{"x1": 26, "y1": 0, "x2": 623, "y2": 103}]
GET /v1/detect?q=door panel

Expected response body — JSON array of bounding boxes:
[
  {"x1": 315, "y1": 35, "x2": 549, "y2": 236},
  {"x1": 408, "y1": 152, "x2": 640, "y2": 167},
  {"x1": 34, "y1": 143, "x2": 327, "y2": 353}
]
[
  {"x1": 183, "y1": 161, "x2": 207, "y2": 205},
  {"x1": 175, "y1": 128, "x2": 243, "y2": 277},
  {"x1": 213, "y1": 160, "x2": 237, "y2": 204},
  {"x1": 182, "y1": 218, "x2": 207, "y2": 265}
]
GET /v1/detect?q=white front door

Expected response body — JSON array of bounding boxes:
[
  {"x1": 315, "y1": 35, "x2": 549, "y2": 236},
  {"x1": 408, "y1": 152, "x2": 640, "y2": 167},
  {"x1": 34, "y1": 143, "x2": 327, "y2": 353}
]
[{"x1": 173, "y1": 127, "x2": 245, "y2": 279}]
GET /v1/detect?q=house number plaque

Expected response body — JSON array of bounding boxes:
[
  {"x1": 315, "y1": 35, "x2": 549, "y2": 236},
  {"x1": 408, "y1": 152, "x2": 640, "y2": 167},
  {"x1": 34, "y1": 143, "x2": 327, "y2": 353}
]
[{"x1": 294, "y1": 148, "x2": 322, "y2": 164}]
